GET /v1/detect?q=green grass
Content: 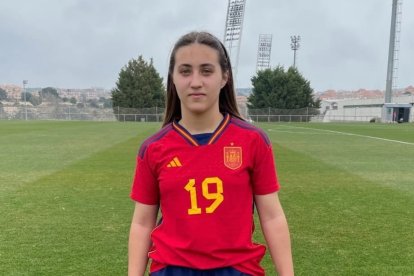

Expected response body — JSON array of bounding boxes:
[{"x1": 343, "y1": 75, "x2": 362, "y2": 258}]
[
  {"x1": 0, "y1": 121, "x2": 159, "y2": 275},
  {"x1": 1, "y1": 121, "x2": 413, "y2": 275},
  {"x1": 257, "y1": 123, "x2": 414, "y2": 275}
]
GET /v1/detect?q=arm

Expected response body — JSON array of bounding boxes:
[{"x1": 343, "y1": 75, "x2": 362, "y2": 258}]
[
  {"x1": 128, "y1": 202, "x2": 158, "y2": 276},
  {"x1": 255, "y1": 192, "x2": 294, "y2": 276}
]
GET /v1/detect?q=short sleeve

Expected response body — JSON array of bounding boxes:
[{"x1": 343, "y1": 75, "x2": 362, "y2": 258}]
[
  {"x1": 130, "y1": 147, "x2": 159, "y2": 205},
  {"x1": 251, "y1": 133, "x2": 280, "y2": 195}
]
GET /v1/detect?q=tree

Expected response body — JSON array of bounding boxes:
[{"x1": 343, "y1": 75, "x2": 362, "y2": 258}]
[
  {"x1": 21, "y1": 92, "x2": 31, "y2": 102},
  {"x1": 29, "y1": 94, "x2": 42, "y2": 106},
  {"x1": 21, "y1": 92, "x2": 40, "y2": 106},
  {"x1": 111, "y1": 55, "x2": 165, "y2": 111},
  {"x1": 40, "y1": 87, "x2": 60, "y2": 103},
  {"x1": 0, "y1": 88, "x2": 7, "y2": 101},
  {"x1": 248, "y1": 66, "x2": 320, "y2": 110},
  {"x1": 87, "y1": 99, "x2": 99, "y2": 108}
]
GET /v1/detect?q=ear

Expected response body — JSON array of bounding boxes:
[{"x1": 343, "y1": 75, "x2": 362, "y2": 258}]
[{"x1": 221, "y1": 71, "x2": 229, "y2": 88}]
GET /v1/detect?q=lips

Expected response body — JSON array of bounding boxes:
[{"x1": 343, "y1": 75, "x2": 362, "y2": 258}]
[{"x1": 188, "y1": 93, "x2": 206, "y2": 97}]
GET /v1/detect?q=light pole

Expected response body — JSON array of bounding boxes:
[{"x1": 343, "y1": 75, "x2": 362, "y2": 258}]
[
  {"x1": 290, "y1": 35, "x2": 301, "y2": 68},
  {"x1": 23, "y1": 80, "x2": 28, "y2": 120}
]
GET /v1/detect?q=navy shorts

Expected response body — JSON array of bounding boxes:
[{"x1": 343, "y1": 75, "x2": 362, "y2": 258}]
[{"x1": 150, "y1": 266, "x2": 249, "y2": 276}]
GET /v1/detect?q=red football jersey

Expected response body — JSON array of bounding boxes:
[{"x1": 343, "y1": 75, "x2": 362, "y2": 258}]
[{"x1": 130, "y1": 114, "x2": 280, "y2": 275}]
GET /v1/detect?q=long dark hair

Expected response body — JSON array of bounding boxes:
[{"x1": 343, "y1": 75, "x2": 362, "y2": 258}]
[{"x1": 162, "y1": 31, "x2": 243, "y2": 126}]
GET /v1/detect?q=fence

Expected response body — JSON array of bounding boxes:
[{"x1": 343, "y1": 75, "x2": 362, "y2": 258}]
[
  {"x1": 248, "y1": 107, "x2": 320, "y2": 122},
  {"x1": 0, "y1": 105, "x2": 166, "y2": 122},
  {"x1": 112, "y1": 107, "x2": 165, "y2": 122},
  {"x1": 0, "y1": 105, "x2": 324, "y2": 122},
  {"x1": 0, "y1": 105, "x2": 117, "y2": 121}
]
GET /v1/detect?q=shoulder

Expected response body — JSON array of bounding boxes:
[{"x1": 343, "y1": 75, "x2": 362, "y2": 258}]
[
  {"x1": 138, "y1": 123, "x2": 173, "y2": 158},
  {"x1": 230, "y1": 116, "x2": 271, "y2": 146}
]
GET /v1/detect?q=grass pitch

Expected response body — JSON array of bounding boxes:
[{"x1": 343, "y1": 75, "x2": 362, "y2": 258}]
[
  {"x1": 0, "y1": 120, "x2": 413, "y2": 275},
  {"x1": 257, "y1": 123, "x2": 414, "y2": 275}
]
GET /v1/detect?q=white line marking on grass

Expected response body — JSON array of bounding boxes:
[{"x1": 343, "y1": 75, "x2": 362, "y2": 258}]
[
  {"x1": 268, "y1": 125, "x2": 414, "y2": 146},
  {"x1": 267, "y1": 129, "x2": 325, "y2": 135}
]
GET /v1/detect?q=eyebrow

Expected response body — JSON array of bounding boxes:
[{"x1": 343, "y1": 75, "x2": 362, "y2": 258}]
[{"x1": 177, "y1": 63, "x2": 215, "y2": 68}]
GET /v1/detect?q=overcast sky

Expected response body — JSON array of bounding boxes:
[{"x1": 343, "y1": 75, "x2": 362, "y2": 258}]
[{"x1": 1, "y1": 0, "x2": 413, "y2": 92}]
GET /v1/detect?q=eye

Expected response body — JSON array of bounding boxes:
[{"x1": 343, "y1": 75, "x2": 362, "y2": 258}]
[
  {"x1": 179, "y1": 68, "x2": 191, "y2": 76},
  {"x1": 201, "y1": 68, "x2": 213, "y2": 75}
]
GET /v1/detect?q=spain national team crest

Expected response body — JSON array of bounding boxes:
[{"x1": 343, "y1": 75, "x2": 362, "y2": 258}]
[{"x1": 224, "y1": 147, "x2": 242, "y2": 170}]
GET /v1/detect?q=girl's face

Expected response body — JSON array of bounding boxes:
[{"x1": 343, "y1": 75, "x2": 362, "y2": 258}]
[{"x1": 172, "y1": 43, "x2": 228, "y2": 117}]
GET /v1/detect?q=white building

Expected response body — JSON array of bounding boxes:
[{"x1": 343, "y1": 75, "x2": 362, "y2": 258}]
[{"x1": 321, "y1": 94, "x2": 414, "y2": 123}]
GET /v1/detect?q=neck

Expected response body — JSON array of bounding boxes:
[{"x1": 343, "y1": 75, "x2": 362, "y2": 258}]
[{"x1": 179, "y1": 110, "x2": 224, "y2": 135}]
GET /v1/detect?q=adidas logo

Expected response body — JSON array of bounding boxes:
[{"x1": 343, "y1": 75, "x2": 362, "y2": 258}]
[{"x1": 167, "y1": 157, "x2": 182, "y2": 168}]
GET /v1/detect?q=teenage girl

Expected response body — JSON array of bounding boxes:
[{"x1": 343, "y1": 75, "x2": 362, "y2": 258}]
[{"x1": 128, "y1": 31, "x2": 294, "y2": 276}]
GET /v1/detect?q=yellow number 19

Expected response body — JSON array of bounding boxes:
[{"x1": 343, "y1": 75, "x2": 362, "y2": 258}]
[{"x1": 184, "y1": 177, "x2": 224, "y2": 215}]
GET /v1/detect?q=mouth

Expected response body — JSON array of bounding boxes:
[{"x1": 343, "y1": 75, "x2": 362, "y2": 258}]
[{"x1": 188, "y1": 93, "x2": 206, "y2": 97}]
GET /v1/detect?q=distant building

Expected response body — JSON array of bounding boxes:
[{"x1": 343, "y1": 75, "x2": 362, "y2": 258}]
[
  {"x1": 316, "y1": 86, "x2": 414, "y2": 101},
  {"x1": 320, "y1": 93, "x2": 413, "y2": 123},
  {"x1": 236, "y1": 88, "x2": 252, "y2": 96},
  {"x1": 57, "y1": 87, "x2": 111, "y2": 101},
  {"x1": 0, "y1": 84, "x2": 22, "y2": 100}
]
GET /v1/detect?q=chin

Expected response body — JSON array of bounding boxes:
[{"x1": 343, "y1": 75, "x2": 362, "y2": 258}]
[
  {"x1": 185, "y1": 104, "x2": 210, "y2": 114},
  {"x1": 182, "y1": 102, "x2": 218, "y2": 116},
  {"x1": 188, "y1": 108, "x2": 208, "y2": 115}
]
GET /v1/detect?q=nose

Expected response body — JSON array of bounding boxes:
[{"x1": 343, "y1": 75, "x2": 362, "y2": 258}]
[{"x1": 190, "y1": 72, "x2": 202, "y2": 88}]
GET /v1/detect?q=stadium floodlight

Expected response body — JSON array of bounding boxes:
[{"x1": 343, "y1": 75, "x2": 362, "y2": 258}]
[
  {"x1": 256, "y1": 34, "x2": 273, "y2": 72},
  {"x1": 290, "y1": 35, "x2": 301, "y2": 68},
  {"x1": 23, "y1": 80, "x2": 28, "y2": 120},
  {"x1": 223, "y1": 0, "x2": 247, "y2": 84},
  {"x1": 384, "y1": 0, "x2": 403, "y2": 122}
]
